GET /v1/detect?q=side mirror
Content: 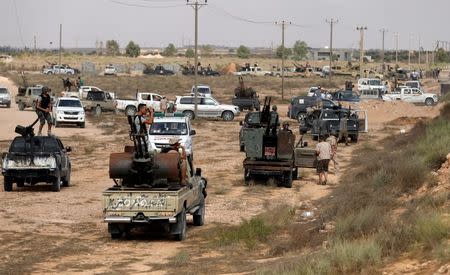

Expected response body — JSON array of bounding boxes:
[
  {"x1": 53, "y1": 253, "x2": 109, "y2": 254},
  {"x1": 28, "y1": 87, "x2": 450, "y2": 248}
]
[
  {"x1": 190, "y1": 129, "x2": 196, "y2": 136},
  {"x1": 65, "y1": 146, "x2": 72, "y2": 152},
  {"x1": 239, "y1": 121, "x2": 243, "y2": 126}
]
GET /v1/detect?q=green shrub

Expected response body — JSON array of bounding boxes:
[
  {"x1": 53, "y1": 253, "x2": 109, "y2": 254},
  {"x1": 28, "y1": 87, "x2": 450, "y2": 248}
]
[
  {"x1": 217, "y1": 217, "x2": 273, "y2": 248},
  {"x1": 413, "y1": 212, "x2": 449, "y2": 248},
  {"x1": 334, "y1": 206, "x2": 388, "y2": 239},
  {"x1": 330, "y1": 238, "x2": 382, "y2": 273}
]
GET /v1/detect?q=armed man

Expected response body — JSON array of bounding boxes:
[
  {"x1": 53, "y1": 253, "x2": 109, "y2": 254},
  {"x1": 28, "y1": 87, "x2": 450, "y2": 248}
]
[{"x1": 36, "y1": 86, "x2": 53, "y2": 136}]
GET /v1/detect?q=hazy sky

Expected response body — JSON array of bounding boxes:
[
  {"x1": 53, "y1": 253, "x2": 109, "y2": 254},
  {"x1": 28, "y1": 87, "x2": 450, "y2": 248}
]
[{"x1": 1, "y1": 0, "x2": 449, "y2": 50}]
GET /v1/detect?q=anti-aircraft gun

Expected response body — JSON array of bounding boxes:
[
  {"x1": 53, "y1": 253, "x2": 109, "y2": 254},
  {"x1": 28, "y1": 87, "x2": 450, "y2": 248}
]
[
  {"x1": 103, "y1": 115, "x2": 207, "y2": 240},
  {"x1": 231, "y1": 76, "x2": 260, "y2": 111},
  {"x1": 241, "y1": 97, "x2": 297, "y2": 188}
]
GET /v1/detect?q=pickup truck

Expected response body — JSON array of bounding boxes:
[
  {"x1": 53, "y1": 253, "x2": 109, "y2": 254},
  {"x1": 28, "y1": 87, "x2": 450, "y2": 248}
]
[
  {"x1": 190, "y1": 85, "x2": 213, "y2": 97},
  {"x1": 81, "y1": 90, "x2": 117, "y2": 115},
  {"x1": 383, "y1": 87, "x2": 438, "y2": 106},
  {"x1": 0, "y1": 87, "x2": 11, "y2": 108},
  {"x1": 116, "y1": 92, "x2": 163, "y2": 116},
  {"x1": 233, "y1": 66, "x2": 271, "y2": 77},
  {"x1": 143, "y1": 65, "x2": 175, "y2": 76},
  {"x1": 2, "y1": 135, "x2": 72, "y2": 192},
  {"x1": 15, "y1": 85, "x2": 56, "y2": 111},
  {"x1": 43, "y1": 65, "x2": 75, "y2": 75}
]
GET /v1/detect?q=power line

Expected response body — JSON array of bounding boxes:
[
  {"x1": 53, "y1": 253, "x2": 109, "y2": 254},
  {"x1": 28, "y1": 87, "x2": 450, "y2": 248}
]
[
  {"x1": 12, "y1": 0, "x2": 25, "y2": 48},
  {"x1": 109, "y1": 0, "x2": 184, "y2": 8}
]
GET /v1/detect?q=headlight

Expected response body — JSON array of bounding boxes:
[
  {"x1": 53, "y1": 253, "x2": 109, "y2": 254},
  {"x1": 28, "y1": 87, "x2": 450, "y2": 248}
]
[
  {"x1": 58, "y1": 110, "x2": 64, "y2": 114},
  {"x1": 80, "y1": 111, "x2": 85, "y2": 115}
]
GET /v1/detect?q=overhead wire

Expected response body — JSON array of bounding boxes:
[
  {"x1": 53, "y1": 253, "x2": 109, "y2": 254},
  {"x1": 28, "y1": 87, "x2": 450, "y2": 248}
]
[{"x1": 109, "y1": 0, "x2": 184, "y2": 9}]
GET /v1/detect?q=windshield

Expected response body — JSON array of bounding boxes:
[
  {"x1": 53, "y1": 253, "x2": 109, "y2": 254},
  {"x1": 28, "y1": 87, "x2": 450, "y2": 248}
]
[
  {"x1": 9, "y1": 137, "x2": 60, "y2": 153},
  {"x1": 368, "y1": 79, "x2": 382, "y2": 86},
  {"x1": 0, "y1": 88, "x2": 8, "y2": 94},
  {"x1": 32, "y1": 89, "x2": 42, "y2": 96},
  {"x1": 58, "y1": 99, "x2": 82, "y2": 107},
  {"x1": 149, "y1": 122, "x2": 188, "y2": 135},
  {"x1": 321, "y1": 111, "x2": 339, "y2": 119},
  {"x1": 88, "y1": 92, "x2": 106, "y2": 101}
]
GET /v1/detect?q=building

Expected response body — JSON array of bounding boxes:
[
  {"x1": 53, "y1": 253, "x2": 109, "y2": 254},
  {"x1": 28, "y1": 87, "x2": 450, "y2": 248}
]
[{"x1": 308, "y1": 48, "x2": 354, "y2": 61}]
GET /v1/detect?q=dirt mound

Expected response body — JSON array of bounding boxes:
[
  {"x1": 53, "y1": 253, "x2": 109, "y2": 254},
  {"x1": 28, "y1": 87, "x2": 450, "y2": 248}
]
[{"x1": 222, "y1": 63, "x2": 237, "y2": 75}]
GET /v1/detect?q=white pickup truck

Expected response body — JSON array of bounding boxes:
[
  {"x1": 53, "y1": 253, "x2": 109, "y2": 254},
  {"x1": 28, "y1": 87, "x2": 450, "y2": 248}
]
[
  {"x1": 383, "y1": 86, "x2": 438, "y2": 106},
  {"x1": 233, "y1": 66, "x2": 271, "y2": 77},
  {"x1": 42, "y1": 65, "x2": 75, "y2": 75},
  {"x1": 116, "y1": 92, "x2": 164, "y2": 115}
]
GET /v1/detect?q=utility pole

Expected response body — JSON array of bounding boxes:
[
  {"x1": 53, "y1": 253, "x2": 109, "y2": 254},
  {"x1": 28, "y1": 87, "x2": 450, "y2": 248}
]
[
  {"x1": 394, "y1": 32, "x2": 399, "y2": 63},
  {"x1": 408, "y1": 33, "x2": 413, "y2": 66},
  {"x1": 33, "y1": 35, "x2": 37, "y2": 53},
  {"x1": 59, "y1": 24, "x2": 62, "y2": 65},
  {"x1": 418, "y1": 35, "x2": 421, "y2": 65},
  {"x1": 356, "y1": 26, "x2": 367, "y2": 77},
  {"x1": 275, "y1": 20, "x2": 291, "y2": 101},
  {"x1": 380, "y1": 28, "x2": 387, "y2": 73},
  {"x1": 187, "y1": 0, "x2": 207, "y2": 118},
  {"x1": 326, "y1": 18, "x2": 338, "y2": 83}
]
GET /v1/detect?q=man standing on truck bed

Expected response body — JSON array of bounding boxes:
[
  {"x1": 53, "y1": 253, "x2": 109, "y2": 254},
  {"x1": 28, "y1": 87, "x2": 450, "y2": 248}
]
[
  {"x1": 315, "y1": 135, "x2": 332, "y2": 185},
  {"x1": 36, "y1": 86, "x2": 53, "y2": 136}
]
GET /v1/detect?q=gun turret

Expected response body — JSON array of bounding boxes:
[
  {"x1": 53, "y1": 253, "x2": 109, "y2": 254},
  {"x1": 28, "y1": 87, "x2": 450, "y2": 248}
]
[{"x1": 15, "y1": 118, "x2": 39, "y2": 138}]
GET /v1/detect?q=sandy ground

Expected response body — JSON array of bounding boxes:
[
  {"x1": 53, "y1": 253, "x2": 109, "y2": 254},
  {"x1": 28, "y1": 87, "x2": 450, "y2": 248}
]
[{"x1": 0, "y1": 75, "x2": 445, "y2": 274}]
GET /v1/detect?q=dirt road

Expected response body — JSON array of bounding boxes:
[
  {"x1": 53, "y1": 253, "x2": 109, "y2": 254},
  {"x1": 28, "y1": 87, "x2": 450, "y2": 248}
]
[{"x1": 0, "y1": 75, "x2": 443, "y2": 274}]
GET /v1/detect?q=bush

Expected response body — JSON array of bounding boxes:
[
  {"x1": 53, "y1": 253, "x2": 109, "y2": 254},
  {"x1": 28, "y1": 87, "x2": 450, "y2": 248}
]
[
  {"x1": 413, "y1": 212, "x2": 448, "y2": 249},
  {"x1": 217, "y1": 217, "x2": 272, "y2": 248},
  {"x1": 416, "y1": 118, "x2": 450, "y2": 169},
  {"x1": 330, "y1": 239, "x2": 382, "y2": 273},
  {"x1": 236, "y1": 45, "x2": 250, "y2": 59},
  {"x1": 334, "y1": 206, "x2": 388, "y2": 239}
]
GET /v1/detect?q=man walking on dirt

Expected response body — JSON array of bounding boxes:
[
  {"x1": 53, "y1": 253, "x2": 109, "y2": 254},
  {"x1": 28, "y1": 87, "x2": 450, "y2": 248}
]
[
  {"x1": 315, "y1": 135, "x2": 332, "y2": 185},
  {"x1": 36, "y1": 86, "x2": 53, "y2": 136},
  {"x1": 326, "y1": 131, "x2": 339, "y2": 172}
]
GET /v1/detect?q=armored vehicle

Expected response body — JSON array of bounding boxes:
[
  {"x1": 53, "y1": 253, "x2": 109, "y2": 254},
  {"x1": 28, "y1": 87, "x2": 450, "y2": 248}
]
[
  {"x1": 232, "y1": 77, "x2": 260, "y2": 111},
  {"x1": 241, "y1": 97, "x2": 317, "y2": 188},
  {"x1": 1, "y1": 119, "x2": 72, "y2": 192},
  {"x1": 103, "y1": 115, "x2": 207, "y2": 240}
]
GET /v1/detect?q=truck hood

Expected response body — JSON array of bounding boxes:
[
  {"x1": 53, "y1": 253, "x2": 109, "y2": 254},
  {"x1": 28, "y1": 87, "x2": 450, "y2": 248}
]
[
  {"x1": 56, "y1": 106, "x2": 85, "y2": 112},
  {"x1": 148, "y1": 135, "x2": 191, "y2": 154}
]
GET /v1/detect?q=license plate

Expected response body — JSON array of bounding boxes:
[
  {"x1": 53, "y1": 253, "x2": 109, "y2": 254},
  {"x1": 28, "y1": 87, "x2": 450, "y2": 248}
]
[{"x1": 264, "y1": 147, "x2": 276, "y2": 156}]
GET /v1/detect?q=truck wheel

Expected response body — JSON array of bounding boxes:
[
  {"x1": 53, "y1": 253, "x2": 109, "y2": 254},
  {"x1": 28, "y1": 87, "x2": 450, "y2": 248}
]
[
  {"x1": 183, "y1": 111, "x2": 195, "y2": 120},
  {"x1": 283, "y1": 171, "x2": 293, "y2": 188},
  {"x1": 16, "y1": 179, "x2": 25, "y2": 188},
  {"x1": 297, "y1": 113, "x2": 306, "y2": 123},
  {"x1": 244, "y1": 169, "x2": 251, "y2": 185},
  {"x1": 293, "y1": 168, "x2": 298, "y2": 180},
  {"x1": 193, "y1": 198, "x2": 205, "y2": 226},
  {"x1": 62, "y1": 169, "x2": 71, "y2": 187},
  {"x1": 55, "y1": 121, "x2": 60, "y2": 128},
  {"x1": 18, "y1": 102, "x2": 25, "y2": 111},
  {"x1": 79, "y1": 122, "x2": 85, "y2": 128},
  {"x1": 32, "y1": 102, "x2": 36, "y2": 111},
  {"x1": 425, "y1": 98, "x2": 434, "y2": 106},
  {"x1": 95, "y1": 106, "x2": 102, "y2": 116},
  {"x1": 108, "y1": 224, "x2": 123, "y2": 239},
  {"x1": 52, "y1": 174, "x2": 61, "y2": 192},
  {"x1": 4, "y1": 176, "x2": 13, "y2": 192},
  {"x1": 125, "y1": 106, "x2": 137, "y2": 116},
  {"x1": 174, "y1": 208, "x2": 187, "y2": 241},
  {"x1": 222, "y1": 111, "x2": 235, "y2": 121},
  {"x1": 240, "y1": 144, "x2": 245, "y2": 152},
  {"x1": 6, "y1": 103, "x2": 10, "y2": 108},
  {"x1": 350, "y1": 134, "x2": 358, "y2": 143}
]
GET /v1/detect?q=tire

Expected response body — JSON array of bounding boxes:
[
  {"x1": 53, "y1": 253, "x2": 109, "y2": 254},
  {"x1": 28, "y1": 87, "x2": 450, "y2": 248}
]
[
  {"x1": 55, "y1": 121, "x2": 60, "y2": 128},
  {"x1": 62, "y1": 169, "x2": 71, "y2": 187},
  {"x1": 108, "y1": 224, "x2": 123, "y2": 239},
  {"x1": 4, "y1": 176, "x2": 13, "y2": 192},
  {"x1": 297, "y1": 112, "x2": 306, "y2": 123},
  {"x1": 111, "y1": 232, "x2": 122, "y2": 239},
  {"x1": 79, "y1": 122, "x2": 85, "y2": 128},
  {"x1": 283, "y1": 170, "x2": 293, "y2": 188},
  {"x1": 18, "y1": 102, "x2": 25, "y2": 111},
  {"x1": 293, "y1": 168, "x2": 298, "y2": 180},
  {"x1": 6, "y1": 103, "x2": 10, "y2": 108},
  {"x1": 425, "y1": 98, "x2": 434, "y2": 106},
  {"x1": 222, "y1": 111, "x2": 235, "y2": 121},
  {"x1": 193, "y1": 198, "x2": 205, "y2": 226},
  {"x1": 174, "y1": 208, "x2": 187, "y2": 241},
  {"x1": 350, "y1": 134, "x2": 358, "y2": 143},
  {"x1": 240, "y1": 144, "x2": 245, "y2": 152},
  {"x1": 32, "y1": 102, "x2": 36, "y2": 111},
  {"x1": 95, "y1": 105, "x2": 102, "y2": 116},
  {"x1": 52, "y1": 174, "x2": 61, "y2": 192},
  {"x1": 244, "y1": 169, "x2": 251, "y2": 185},
  {"x1": 16, "y1": 179, "x2": 25, "y2": 188},
  {"x1": 183, "y1": 111, "x2": 195, "y2": 120},
  {"x1": 125, "y1": 105, "x2": 137, "y2": 116}
]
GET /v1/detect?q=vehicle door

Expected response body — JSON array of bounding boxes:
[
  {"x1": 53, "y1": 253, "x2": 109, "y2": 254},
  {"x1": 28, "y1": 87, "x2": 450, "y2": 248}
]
[
  {"x1": 198, "y1": 98, "x2": 218, "y2": 117},
  {"x1": 410, "y1": 88, "x2": 422, "y2": 103},
  {"x1": 139, "y1": 93, "x2": 153, "y2": 108},
  {"x1": 355, "y1": 110, "x2": 368, "y2": 132},
  {"x1": 402, "y1": 88, "x2": 413, "y2": 102},
  {"x1": 56, "y1": 138, "x2": 69, "y2": 176},
  {"x1": 151, "y1": 94, "x2": 162, "y2": 111}
]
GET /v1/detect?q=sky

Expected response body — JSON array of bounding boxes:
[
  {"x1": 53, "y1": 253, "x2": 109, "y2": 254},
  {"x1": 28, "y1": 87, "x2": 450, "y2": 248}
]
[{"x1": 1, "y1": 0, "x2": 449, "y2": 51}]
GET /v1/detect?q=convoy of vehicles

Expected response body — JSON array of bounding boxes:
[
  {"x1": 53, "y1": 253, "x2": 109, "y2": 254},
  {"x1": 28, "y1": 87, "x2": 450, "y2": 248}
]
[
  {"x1": 52, "y1": 97, "x2": 86, "y2": 128},
  {"x1": 0, "y1": 87, "x2": 11, "y2": 108},
  {"x1": 175, "y1": 96, "x2": 240, "y2": 121}
]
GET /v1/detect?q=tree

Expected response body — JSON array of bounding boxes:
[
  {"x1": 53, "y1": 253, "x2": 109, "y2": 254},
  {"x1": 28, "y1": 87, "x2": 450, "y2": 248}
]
[
  {"x1": 276, "y1": 45, "x2": 292, "y2": 59},
  {"x1": 106, "y1": 40, "x2": 120, "y2": 56},
  {"x1": 435, "y1": 48, "x2": 449, "y2": 63},
  {"x1": 163, "y1": 43, "x2": 177, "y2": 56},
  {"x1": 200, "y1": 45, "x2": 213, "y2": 55},
  {"x1": 236, "y1": 45, "x2": 250, "y2": 59},
  {"x1": 185, "y1": 48, "x2": 195, "y2": 58},
  {"x1": 125, "y1": 41, "x2": 140, "y2": 57},
  {"x1": 292, "y1": 41, "x2": 308, "y2": 60}
]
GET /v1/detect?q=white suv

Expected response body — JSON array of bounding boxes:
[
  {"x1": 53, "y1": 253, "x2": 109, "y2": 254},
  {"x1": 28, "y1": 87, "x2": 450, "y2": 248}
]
[
  {"x1": 175, "y1": 96, "x2": 240, "y2": 121},
  {"x1": 148, "y1": 113, "x2": 195, "y2": 160},
  {"x1": 104, "y1": 65, "x2": 117, "y2": 76},
  {"x1": 52, "y1": 97, "x2": 86, "y2": 128},
  {"x1": 190, "y1": 85, "x2": 212, "y2": 97},
  {"x1": 357, "y1": 78, "x2": 386, "y2": 92}
]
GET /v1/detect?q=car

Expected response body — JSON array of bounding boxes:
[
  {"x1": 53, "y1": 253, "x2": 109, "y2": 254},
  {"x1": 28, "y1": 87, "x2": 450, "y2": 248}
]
[
  {"x1": 175, "y1": 96, "x2": 240, "y2": 121},
  {"x1": 382, "y1": 87, "x2": 438, "y2": 106},
  {"x1": 2, "y1": 135, "x2": 72, "y2": 192},
  {"x1": 0, "y1": 87, "x2": 11, "y2": 108},
  {"x1": 81, "y1": 90, "x2": 117, "y2": 115},
  {"x1": 148, "y1": 112, "x2": 196, "y2": 161},
  {"x1": 190, "y1": 85, "x2": 213, "y2": 97},
  {"x1": 104, "y1": 65, "x2": 117, "y2": 76},
  {"x1": 116, "y1": 92, "x2": 164, "y2": 116},
  {"x1": 310, "y1": 109, "x2": 360, "y2": 142},
  {"x1": 287, "y1": 96, "x2": 342, "y2": 122},
  {"x1": 144, "y1": 65, "x2": 175, "y2": 76},
  {"x1": 42, "y1": 64, "x2": 75, "y2": 75},
  {"x1": 357, "y1": 78, "x2": 386, "y2": 92},
  {"x1": 52, "y1": 97, "x2": 86, "y2": 128},
  {"x1": 15, "y1": 85, "x2": 56, "y2": 111},
  {"x1": 331, "y1": 90, "x2": 360, "y2": 103}
]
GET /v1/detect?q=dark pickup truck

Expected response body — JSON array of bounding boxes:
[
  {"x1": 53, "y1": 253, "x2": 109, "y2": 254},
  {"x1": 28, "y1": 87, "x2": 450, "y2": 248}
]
[
  {"x1": 288, "y1": 96, "x2": 341, "y2": 122},
  {"x1": 2, "y1": 135, "x2": 72, "y2": 192},
  {"x1": 144, "y1": 65, "x2": 175, "y2": 76},
  {"x1": 310, "y1": 109, "x2": 360, "y2": 142}
]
